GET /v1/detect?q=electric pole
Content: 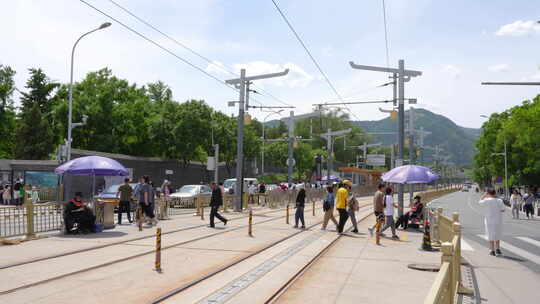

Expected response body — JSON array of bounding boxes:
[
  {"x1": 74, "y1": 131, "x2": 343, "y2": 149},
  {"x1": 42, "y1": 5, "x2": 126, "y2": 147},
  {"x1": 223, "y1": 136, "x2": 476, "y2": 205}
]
[
  {"x1": 280, "y1": 111, "x2": 321, "y2": 185},
  {"x1": 226, "y1": 68, "x2": 289, "y2": 212},
  {"x1": 319, "y1": 128, "x2": 352, "y2": 183},
  {"x1": 349, "y1": 59, "x2": 422, "y2": 216}
]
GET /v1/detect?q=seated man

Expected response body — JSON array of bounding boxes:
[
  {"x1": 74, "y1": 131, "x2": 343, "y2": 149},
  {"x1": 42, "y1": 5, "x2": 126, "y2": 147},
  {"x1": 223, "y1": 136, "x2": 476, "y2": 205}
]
[
  {"x1": 395, "y1": 195, "x2": 423, "y2": 229},
  {"x1": 64, "y1": 192, "x2": 96, "y2": 234}
]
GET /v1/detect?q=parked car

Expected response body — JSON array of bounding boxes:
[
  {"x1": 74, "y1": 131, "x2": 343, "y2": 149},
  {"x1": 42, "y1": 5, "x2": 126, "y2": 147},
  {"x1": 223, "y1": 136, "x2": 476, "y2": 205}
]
[
  {"x1": 95, "y1": 183, "x2": 139, "y2": 212},
  {"x1": 223, "y1": 178, "x2": 259, "y2": 194},
  {"x1": 170, "y1": 184, "x2": 212, "y2": 199}
]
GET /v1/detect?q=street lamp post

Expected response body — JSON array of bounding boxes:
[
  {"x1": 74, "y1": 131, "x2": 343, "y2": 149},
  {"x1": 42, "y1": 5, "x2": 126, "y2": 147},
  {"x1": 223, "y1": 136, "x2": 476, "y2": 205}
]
[
  {"x1": 261, "y1": 110, "x2": 283, "y2": 176},
  {"x1": 67, "y1": 22, "x2": 111, "y2": 161}
]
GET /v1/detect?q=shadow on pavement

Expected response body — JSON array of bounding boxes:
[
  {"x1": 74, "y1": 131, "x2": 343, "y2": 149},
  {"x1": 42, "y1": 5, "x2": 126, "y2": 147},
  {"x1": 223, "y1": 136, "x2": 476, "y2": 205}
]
[{"x1": 59, "y1": 231, "x2": 128, "y2": 239}]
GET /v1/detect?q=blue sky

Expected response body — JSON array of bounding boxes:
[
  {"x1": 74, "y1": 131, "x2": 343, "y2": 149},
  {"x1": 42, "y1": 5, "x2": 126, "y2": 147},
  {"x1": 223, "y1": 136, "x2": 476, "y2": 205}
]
[{"x1": 2, "y1": 0, "x2": 540, "y2": 128}]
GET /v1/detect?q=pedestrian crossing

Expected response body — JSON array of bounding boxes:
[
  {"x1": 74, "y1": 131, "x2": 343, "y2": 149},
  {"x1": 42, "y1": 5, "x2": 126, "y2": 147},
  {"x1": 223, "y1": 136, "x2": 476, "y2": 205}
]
[{"x1": 477, "y1": 234, "x2": 540, "y2": 266}]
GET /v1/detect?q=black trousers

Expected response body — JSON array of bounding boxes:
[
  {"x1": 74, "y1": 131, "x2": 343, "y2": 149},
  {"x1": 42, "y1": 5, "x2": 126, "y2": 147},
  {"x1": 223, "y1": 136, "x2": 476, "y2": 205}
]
[
  {"x1": 210, "y1": 206, "x2": 227, "y2": 227},
  {"x1": 337, "y1": 208, "x2": 349, "y2": 233},
  {"x1": 524, "y1": 204, "x2": 534, "y2": 217},
  {"x1": 139, "y1": 202, "x2": 155, "y2": 218},
  {"x1": 118, "y1": 201, "x2": 132, "y2": 224}
]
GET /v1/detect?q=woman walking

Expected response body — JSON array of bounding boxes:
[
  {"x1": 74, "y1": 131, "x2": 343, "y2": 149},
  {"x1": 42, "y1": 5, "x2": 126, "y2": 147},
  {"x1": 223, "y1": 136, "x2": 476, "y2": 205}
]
[
  {"x1": 380, "y1": 187, "x2": 399, "y2": 240},
  {"x1": 294, "y1": 188, "x2": 306, "y2": 229},
  {"x1": 2, "y1": 185, "x2": 11, "y2": 205},
  {"x1": 510, "y1": 189, "x2": 522, "y2": 219},
  {"x1": 321, "y1": 186, "x2": 338, "y2": 230},
  {"x1": 479, "y1": 188, "x2": 505, "y2": 256}
]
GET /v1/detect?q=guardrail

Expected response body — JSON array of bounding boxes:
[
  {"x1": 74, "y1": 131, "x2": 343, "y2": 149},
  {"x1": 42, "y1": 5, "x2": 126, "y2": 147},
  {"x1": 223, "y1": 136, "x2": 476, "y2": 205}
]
[
  {"x1": 1, "y1": 201, "x2": 64, "y2": 238},
  {"x1": 424, "y1": 212, "x2": 473, "y2": 304}
]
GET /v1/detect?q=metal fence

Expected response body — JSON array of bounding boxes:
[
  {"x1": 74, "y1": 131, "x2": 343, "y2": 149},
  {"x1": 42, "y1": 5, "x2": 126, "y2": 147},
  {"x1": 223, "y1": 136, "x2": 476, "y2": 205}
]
[{"x1": 0, "y1": 203, "x2": 64, "y2": 238}]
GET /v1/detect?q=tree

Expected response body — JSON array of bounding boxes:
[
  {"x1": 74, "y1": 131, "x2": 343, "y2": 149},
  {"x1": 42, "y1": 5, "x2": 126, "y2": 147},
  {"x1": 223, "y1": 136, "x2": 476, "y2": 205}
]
[
  {"x1": 15, "y1": 68, "x2": 59, "y2": 159},
  {"x1": 0, "y1": 65, "x2": 17, "y2": 158}
]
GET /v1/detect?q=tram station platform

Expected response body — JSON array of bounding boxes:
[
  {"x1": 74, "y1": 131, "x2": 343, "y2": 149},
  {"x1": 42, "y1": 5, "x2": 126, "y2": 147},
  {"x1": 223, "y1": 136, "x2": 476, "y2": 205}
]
[{"x1": 0, "y1": 195, "x2": 441, "y2": 304}]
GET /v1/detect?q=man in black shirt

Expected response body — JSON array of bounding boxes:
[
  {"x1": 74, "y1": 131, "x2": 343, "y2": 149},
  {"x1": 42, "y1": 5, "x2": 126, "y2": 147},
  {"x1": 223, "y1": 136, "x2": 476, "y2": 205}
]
[{"x1": 209, "y1": 182, "x2": 228, "y2": 228}]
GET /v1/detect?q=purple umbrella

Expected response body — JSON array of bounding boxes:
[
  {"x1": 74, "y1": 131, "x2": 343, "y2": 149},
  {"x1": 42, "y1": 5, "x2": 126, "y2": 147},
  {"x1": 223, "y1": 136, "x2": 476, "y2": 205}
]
[
  {"x1": 382, "y1": 165, "x2": 439, "y2": 184},
  {"x1": 55, "y1": 156, "x2": 128, "y2": 176}
]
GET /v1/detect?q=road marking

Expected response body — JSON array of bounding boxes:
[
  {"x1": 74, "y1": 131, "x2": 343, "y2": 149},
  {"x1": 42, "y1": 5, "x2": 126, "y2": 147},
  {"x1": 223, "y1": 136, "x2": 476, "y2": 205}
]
[
  {"x1": 516, "y1": 237, "x2": 540, "y2": 248},
  {"x1": 461, "y1": 239, "x2": 474, "y2": 251},
  {"x1": 478, "y1": 234, "x2": 540, "y2": 265}
]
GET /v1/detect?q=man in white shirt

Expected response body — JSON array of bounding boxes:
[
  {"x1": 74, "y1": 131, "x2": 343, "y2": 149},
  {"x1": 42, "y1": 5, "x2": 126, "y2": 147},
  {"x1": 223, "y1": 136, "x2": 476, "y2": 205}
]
[{"x1": 380, "y1": 187, "x2": 399, "y2": 240}]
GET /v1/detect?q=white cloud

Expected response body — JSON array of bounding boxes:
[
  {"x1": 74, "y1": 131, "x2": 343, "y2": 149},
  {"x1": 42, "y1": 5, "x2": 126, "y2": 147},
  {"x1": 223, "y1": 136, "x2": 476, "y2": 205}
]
[
  {"x1": 204, "y1": 61, "x2": 230, "y2": 75},
  {"x1": 231, "y1": 61, "x2": 316, "y2": 88},
  {"x1": 488, "y1": 64, "x2": 510, "y2": 72},
  {"x1": 495, "y1": 20, "x2": 540, "y2": 36},
  {"x1": 442, "y1": 65, "x2": 461, "y2": 78}
]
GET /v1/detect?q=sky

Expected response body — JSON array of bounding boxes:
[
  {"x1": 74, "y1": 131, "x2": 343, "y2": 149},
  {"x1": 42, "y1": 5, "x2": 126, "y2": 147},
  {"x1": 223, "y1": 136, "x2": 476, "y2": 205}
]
[{"x1": 2, "y1": 0, "x2": 540, "y2": 128}]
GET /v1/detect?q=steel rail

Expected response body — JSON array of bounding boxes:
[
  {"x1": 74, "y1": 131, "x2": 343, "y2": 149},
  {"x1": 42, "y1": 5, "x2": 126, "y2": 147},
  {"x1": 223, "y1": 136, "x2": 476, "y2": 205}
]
[{"x1": 146, "y1": 204, "x2": 372, "y2": 304}]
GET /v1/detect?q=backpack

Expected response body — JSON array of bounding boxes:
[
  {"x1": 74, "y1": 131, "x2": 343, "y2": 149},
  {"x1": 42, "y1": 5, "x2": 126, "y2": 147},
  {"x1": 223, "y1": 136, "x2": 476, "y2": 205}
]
[{"x1": 323, "y1": 194, "x2": 332, "y2": 211}]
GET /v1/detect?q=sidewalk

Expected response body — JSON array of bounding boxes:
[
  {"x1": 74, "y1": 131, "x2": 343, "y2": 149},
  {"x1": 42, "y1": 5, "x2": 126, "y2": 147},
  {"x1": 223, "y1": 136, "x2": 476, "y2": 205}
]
[
  {"x1": 273, "y1": 215, "x2": 440, "y2": 304},
  {"x1": 0, "y1": 193, "x2": 446, "y2": 304}
]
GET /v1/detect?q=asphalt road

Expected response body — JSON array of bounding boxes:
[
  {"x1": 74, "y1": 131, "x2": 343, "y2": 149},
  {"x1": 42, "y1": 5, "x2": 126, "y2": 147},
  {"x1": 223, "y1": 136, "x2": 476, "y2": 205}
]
[{"x1": 429, "y1": 190, "x2": 540, "y2": 274}]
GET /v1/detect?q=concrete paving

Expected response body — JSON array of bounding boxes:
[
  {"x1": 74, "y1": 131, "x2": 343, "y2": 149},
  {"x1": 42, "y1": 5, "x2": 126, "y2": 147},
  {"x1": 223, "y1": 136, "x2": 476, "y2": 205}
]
[{"x1": 0, "y1": 191, "x2": 452, "y2": 304}]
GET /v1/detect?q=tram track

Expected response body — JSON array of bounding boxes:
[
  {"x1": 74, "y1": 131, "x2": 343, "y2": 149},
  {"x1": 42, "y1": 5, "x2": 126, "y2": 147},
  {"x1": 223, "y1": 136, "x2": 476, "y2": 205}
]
[
  {"x1": 0, "y1": 205, "x2": 289, "y2": 271},
  {"x1": 146, "y1": 204, "x2": 373, "y2": 304},
  {"x1": 264, "y1": 210, "x2": 374, "y2": 304},
  {"x1": 0, "y1": 203, "x2": 325, "y2": 296}
]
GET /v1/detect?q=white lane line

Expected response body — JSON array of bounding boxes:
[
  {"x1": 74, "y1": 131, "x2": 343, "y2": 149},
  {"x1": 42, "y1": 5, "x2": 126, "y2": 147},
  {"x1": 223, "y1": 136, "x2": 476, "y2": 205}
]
[
  {"x1": 478, "y1": 234, "x2": 540, "y2": 265},
  {"x1": 461, "y1": 238, "x2": 474, "y2": 251},
  {"x1": 516, "y1": 237, "x2": 540, "y2": 248}
]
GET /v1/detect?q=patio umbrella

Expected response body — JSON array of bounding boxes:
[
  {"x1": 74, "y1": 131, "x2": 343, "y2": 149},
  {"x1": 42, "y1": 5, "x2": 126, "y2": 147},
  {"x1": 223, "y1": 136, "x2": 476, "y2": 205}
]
[
  {"x1": 381, "y1": 165, "x2": 439, "y2": 184},
  {"x1": 55, "y1": 156, "x2": 128, "y2": 176},
  {"x1": 321, "y1": 175, "x2": 339, "y2": 181}
]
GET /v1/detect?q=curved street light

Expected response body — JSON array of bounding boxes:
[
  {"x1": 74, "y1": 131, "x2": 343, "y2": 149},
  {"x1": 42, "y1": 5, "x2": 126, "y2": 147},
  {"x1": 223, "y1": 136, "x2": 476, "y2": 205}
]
[{"x1": 67, "y1": 22, "x2": 112, "y2": 161}]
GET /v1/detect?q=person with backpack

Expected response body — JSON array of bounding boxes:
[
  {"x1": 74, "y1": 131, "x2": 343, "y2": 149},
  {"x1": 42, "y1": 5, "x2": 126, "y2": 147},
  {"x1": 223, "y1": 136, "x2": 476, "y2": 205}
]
[
  {"x1": 321, "y1": 186, "x2": 338, "y2": 230},
  {"x1": 380, "y1": 187, "x2": 399, "y2": 240},
  {"x1": 294, "y1": 188, "x2": 306, "y2": 229}
]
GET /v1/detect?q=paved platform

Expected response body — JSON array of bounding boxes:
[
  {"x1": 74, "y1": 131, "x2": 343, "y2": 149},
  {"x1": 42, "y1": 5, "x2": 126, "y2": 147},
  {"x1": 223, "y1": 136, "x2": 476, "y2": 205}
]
[{"x1": 0, "y1": 193, "x2": 443, "y2": 304}]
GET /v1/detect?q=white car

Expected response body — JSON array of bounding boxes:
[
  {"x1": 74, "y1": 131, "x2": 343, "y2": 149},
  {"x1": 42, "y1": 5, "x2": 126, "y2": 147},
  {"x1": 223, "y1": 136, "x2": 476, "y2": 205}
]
[
  {"x1": 170, "y1": 185, "x2": 212, "y2": 199},
  {"x1": 223, "y1": 178, "x2": 259, "y2": 194}
]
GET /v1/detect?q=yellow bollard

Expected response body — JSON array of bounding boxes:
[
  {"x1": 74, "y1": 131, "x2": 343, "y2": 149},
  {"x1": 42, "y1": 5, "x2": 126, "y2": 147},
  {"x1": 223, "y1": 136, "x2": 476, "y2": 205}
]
[
  {"x1": 155, "y1": 227, "x2": 162, "y2": 272},
  {"x1": 201, "y1": 199, "x2": 205, "y2": 220},
  {"x1": 286, "y1": 204, "x2": 290, "y2": 224},
  {"x1": 248, "y1": 208, "x2": 253, "y2": 237},
  {"x1": 24, "y1": 193, "x2": 35, "y2": 239}
]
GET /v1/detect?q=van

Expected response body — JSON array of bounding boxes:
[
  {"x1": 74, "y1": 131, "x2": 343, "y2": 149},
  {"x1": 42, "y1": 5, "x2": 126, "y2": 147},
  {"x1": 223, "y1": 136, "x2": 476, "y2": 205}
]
[{"x1": 223, "y1": 178, "x2": 259, "y2": 194}]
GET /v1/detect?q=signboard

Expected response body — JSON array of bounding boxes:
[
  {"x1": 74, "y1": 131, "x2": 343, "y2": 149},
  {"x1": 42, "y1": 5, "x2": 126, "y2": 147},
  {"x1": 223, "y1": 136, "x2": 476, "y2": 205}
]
[
  {"x1": 287, "y1": 158, "x2": 296, "y2": 167},
  {"x1": 366, "y1": 154, "x2": 385, "y2": 166},
  {"x1": 207, "y1": 156, "x2": 215, "y2": 171},
  {"x1": 165, "y1": 169, "x2": 174, "y2": 175}
]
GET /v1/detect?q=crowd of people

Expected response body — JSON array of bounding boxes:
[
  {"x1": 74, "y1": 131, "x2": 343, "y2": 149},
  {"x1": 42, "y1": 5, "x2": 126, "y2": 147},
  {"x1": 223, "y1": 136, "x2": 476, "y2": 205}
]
[{"x1": 508, "y1": 187, "x2": 539, "y2": 220}]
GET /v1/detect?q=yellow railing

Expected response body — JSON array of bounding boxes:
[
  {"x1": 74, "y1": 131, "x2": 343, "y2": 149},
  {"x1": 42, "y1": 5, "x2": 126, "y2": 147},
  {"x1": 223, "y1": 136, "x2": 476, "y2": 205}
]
[{"x1": 424, "y1": 213, "x2": 473, "y2": 304}]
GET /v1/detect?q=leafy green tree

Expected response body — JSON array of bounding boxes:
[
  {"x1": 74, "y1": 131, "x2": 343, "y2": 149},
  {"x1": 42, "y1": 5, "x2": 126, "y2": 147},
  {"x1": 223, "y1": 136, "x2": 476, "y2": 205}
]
[
  {"x1": 14, "y1": 68, "x2": 59, "y2": 159},
  {"x1": 0, "y1": 65, "x2": 17, "y2": 158}
]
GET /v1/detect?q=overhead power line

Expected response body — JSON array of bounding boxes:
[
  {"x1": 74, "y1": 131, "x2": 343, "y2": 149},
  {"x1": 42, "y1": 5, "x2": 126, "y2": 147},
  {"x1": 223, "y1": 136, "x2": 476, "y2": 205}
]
[
  {"x1": 107, "y1": 0, "x2": 293, "y2": 108},
  {"x1": 382, "y1": 0, "x2": 390, "y2": 68},
  {"x1": 269, "y1": 0, "x2": 361, "y2": 121}
]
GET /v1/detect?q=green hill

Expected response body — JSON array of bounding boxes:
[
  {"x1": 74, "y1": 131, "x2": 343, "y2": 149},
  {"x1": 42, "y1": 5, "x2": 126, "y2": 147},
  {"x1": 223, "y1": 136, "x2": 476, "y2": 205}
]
[{"x1": 353, "y1": 108, "x2": 479, "y2": 165}]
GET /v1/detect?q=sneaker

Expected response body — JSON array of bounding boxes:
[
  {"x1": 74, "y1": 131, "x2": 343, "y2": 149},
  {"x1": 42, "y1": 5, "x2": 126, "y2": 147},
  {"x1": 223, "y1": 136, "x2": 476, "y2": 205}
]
[
  {"x1": 495, "y1": 249, "x2": 502, "y2": 256},
  {"x1": 208, "y1": 225, "x2": 215, "y2": 228},
  {"x1": 320, "y1": 227, "x2": 326, "y2": 231},
  {"x1": 351, "y1": 229, "x2": 359, "y2": 233},
  {"x1": 392, "y1": 235, "x2": 400, "y2": 240},
  {"x1": 301, "y1": 226, "x2": 306, "y2": 229},
  {"x1": 368, "y1": 227, "x2": 373, "y2": 237},
  {"x1": 223, "y1": 219, "x2": 228, "y2": 226},
  {"x1": 489, "y1": 250, "x2": 496, "y2": 256}
]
